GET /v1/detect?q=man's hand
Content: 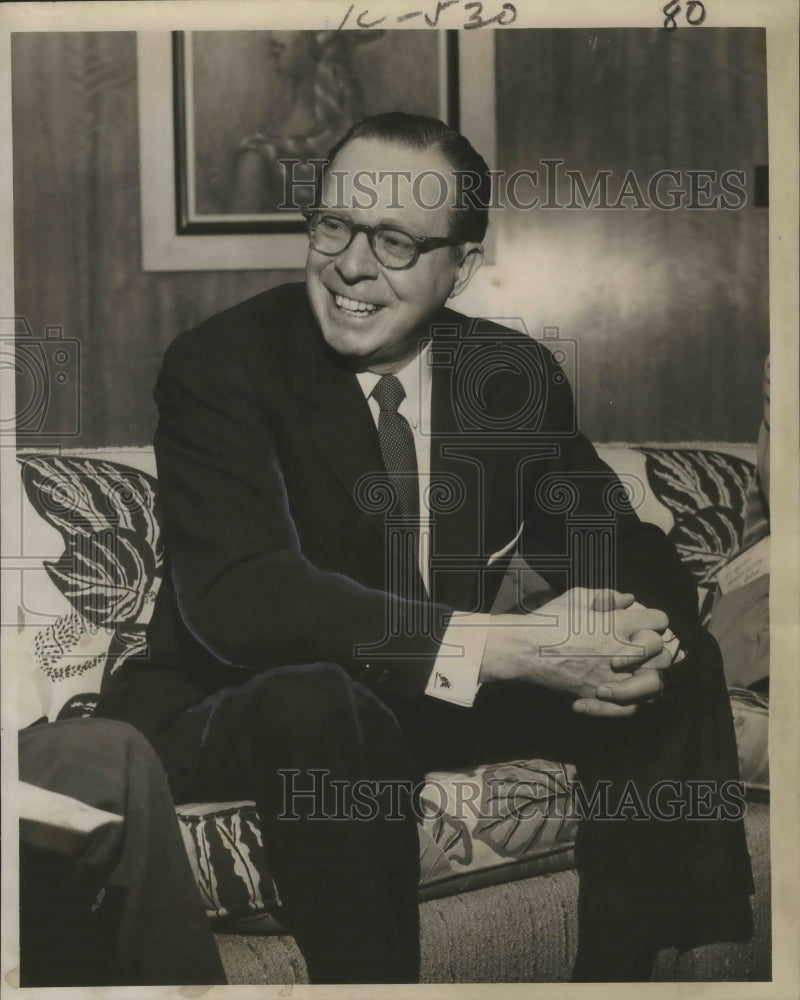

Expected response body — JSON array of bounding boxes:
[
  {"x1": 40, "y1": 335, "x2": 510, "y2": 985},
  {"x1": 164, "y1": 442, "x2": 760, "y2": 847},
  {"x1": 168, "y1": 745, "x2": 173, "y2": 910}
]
[{"x1": 479, "y1": 588, "x2": 672, "y2": 718}]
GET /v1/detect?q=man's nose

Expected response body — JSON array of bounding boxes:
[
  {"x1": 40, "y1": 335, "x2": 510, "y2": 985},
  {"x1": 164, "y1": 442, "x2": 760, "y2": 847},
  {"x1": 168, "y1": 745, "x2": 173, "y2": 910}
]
[{"x1": 334, "y1": 231, "x2": 379, "y2": 283}]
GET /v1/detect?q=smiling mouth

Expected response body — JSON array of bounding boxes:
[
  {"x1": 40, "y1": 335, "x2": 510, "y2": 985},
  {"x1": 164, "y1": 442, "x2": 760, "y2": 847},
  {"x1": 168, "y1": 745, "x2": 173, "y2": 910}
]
[{"x1": 332, "y1": 292, "x2": 383, "y2": 317}]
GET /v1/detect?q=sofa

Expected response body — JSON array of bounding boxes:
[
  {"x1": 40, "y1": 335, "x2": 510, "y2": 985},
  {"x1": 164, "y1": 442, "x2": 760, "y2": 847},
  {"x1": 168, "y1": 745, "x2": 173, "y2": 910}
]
[{"x1": 12, "y1": 442, "x2": 770, "y2": 983}]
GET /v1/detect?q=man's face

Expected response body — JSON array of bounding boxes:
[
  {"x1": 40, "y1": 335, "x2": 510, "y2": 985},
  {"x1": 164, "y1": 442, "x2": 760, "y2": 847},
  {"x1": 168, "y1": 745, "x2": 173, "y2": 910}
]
[{"x1": 305, "y1": 138, "x2": 483, "y2": 372}]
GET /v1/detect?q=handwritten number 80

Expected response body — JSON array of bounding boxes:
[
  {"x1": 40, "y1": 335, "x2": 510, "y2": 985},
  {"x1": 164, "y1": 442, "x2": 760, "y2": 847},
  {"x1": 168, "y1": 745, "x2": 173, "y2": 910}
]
[{"x1": 663, "y1": 0, "x2": 707, "y2": 30}]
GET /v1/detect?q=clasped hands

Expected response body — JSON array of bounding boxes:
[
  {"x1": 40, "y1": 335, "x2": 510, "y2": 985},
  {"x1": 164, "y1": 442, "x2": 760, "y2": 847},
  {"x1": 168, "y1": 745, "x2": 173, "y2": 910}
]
[{"x1": 479, "y1": 588, "x2": 679, "y2": 718}]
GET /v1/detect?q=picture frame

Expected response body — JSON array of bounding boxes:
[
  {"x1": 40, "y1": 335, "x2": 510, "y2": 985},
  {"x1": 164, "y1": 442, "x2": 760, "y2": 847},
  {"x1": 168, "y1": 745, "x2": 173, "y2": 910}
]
[{"x1": 138, "y1": 30, "x2": 495, "y2": 271}]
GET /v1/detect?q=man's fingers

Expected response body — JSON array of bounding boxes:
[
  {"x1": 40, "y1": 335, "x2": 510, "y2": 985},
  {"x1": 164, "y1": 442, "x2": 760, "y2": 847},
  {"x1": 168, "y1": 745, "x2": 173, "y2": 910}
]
[
  {"x1": 596, "y1": 667, "x2": 664, "y2": 704},
  {"x1": 612, "y1": 606, "x2": 669, "y2": 640},
  {"x1": 610, "y1": 629, "x2": 664, "y2": 669},
  {"x1": 639, "y1": 648, "x2": 675, "y2": 672},
  {"x1": 572, "y1": 698, "x2": 638, "y2": 718},
  {"x1": 624, "y1": 607, "x2": 669, "y2": 634},
  {"x1": 591, "y1": 590, "x2": 635, "y2": 612}
]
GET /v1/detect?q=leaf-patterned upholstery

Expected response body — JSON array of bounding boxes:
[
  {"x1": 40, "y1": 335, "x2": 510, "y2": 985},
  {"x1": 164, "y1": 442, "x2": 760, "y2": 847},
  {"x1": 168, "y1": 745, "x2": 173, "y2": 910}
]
[
  {"x1": 638, "y1": 448, "x2": 755, "y2": 622},
  {"x1": 17, "y1": 448, "x2": 764, "y2": 924}
]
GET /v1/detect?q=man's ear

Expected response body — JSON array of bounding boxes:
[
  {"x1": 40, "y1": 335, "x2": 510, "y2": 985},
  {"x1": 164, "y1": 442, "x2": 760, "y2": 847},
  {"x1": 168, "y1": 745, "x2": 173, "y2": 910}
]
[{"x1": 449, "y1": 243, "x2": 484, "y2": 298}]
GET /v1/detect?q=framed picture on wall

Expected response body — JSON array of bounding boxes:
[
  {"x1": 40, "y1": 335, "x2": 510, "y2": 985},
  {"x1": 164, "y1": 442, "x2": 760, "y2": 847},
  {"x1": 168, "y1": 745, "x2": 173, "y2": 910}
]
[
  {"x1": 176, "y1": 30, "x2": 457, "y2": 232},
  {"x1": 138, "y1": 30, "x2": 495, "y2": 270}
]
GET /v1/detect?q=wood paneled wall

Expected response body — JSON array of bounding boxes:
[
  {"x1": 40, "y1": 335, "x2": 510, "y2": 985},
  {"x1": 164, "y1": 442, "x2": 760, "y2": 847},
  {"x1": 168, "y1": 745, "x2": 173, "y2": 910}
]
[
  {"x1": 12, "y1": 30, "x2": 768, "y2": 448},
  {"x1": 13, "y1": 32, "x2": 299, "y2": 449},
  {"x1": 461, "y1": 28, "x2": 769, "y2": 443}
]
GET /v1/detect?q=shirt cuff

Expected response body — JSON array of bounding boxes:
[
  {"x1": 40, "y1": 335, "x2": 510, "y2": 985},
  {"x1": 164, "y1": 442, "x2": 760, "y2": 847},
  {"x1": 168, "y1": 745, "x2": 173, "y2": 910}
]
[{"x1": 425, "y1": 613, "x2": 490, "y2": 707}]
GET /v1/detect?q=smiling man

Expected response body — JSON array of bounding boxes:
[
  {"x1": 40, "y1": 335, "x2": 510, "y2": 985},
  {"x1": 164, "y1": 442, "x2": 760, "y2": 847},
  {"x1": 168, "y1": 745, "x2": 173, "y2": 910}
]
[
  {"x1": 304, "y1": 135, "x2": 483, "y2": 369},
  {"x1": 97, "y1": 113, "x2": 753, "y2": 984}
]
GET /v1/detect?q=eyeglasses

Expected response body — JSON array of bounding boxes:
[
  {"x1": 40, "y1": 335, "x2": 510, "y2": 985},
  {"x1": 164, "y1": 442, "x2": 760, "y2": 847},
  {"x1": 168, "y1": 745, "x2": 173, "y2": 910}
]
[{"x1": 302, "y1": 210, "x2": 461, "y2": 270}]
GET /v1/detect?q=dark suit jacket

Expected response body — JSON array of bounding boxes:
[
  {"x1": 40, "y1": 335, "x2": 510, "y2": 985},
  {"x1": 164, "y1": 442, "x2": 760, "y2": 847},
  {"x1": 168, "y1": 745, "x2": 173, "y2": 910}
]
[{"x1": 98, "y1": 282, "x2": 702, "y2": 743}]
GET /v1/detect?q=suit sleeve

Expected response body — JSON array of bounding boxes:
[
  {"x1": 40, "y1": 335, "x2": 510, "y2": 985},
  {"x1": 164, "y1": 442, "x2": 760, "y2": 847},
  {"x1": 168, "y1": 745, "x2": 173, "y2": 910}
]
[
  {"x1": 518, "y1": 344, "x2": 703, "y2": 648},
  {"x1": 152, "y1": 330, "x2": 451, "y2": 700}
]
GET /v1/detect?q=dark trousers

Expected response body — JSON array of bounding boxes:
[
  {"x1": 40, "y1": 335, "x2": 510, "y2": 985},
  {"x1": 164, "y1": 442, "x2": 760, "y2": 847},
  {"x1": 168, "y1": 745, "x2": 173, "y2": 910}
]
[
  {"x1": 390, "y1": 629, "x2": 755, "y2": 980},
  {"x1": 171, "y1": 663, "x2": 423, "y2": 984},
  {"x1": 148, "y1": 631, "x2": 753, "y2": 985},
  {"x1": 19, "y1": 718, "x2": 226, "y2": 987}
]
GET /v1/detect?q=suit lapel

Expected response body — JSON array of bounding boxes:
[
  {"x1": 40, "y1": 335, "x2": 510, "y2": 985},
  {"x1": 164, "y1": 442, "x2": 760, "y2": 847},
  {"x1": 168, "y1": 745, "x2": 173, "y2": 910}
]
[
  {"x1": 429, "y1": 321, "x2": 500, "y2": 611},
  {"x1": 288, "y1": 307, "x2": 390, "y2": 546},
  {"x1": 288, "y1": 301, "x2": 502, "y2": 610}
]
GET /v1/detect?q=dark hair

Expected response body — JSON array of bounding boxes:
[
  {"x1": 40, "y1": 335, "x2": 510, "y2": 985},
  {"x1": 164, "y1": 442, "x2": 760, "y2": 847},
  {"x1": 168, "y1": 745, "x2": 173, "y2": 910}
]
[{"x1": 318, "y1": 111, "x2": 491, "y2": 243}]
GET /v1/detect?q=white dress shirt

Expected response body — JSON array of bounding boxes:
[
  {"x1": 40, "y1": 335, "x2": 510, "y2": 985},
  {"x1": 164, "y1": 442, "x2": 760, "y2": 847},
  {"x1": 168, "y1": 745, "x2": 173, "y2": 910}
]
[{"x1": 356, "y1": 344, "x2": 488, "y2": 708}]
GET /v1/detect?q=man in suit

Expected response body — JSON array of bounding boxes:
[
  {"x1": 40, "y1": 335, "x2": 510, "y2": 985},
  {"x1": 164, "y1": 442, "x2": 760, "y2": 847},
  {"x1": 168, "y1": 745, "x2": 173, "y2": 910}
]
[{"x1": 97, "y1": 112, "x2": 753, "y2": 983}]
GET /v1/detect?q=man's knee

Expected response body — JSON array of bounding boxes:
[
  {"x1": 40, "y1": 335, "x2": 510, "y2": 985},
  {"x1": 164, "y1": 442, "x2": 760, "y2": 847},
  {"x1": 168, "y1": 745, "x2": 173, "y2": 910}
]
[
  {"x1": 20, "y1": 717, "x2": 165, "y2": 808},
  {"x1": 198, "y1": 664, "x2": 409, "y2": 784},
  {"x1": 245, "y1": 662, "x2": 357, "y2": 728}
]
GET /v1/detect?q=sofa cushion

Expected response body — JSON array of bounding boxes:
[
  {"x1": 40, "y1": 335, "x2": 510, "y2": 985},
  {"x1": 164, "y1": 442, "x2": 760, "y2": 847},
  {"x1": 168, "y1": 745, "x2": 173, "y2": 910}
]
[
  {"x1": 175, "y1": 802, "x2": 279, "y2": 919},
  {"x1": 178, "y1": 729, "x2": 766, "y2": 924},
  {"x1": 177, "y1": 758, "x2": 579, "y2": 923},
  {"x1": 18, "y1": 453, "x2": 162, "y2": 625},
  {"x1": 636, "y1": 448, "x2": 755, "y2": 621},
  {"x1": 18, "y1": 454, "x2": 161, "y2": 719}
]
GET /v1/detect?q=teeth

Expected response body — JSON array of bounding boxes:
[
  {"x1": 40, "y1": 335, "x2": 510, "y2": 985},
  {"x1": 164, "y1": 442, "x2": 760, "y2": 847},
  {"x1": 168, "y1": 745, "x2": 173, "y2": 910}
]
[{"x1": 334, "y1": 293, "x2": 380, "y2": 315}]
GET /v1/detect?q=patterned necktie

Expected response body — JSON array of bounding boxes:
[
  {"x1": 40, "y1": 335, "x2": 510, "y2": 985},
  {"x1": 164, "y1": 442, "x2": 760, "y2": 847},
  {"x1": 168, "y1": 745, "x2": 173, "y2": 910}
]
[
  {"x1": 372, "y1": 374, "x2": 420, "y2": 525},
  {"x1": 372, "y1": 374, "x2": 425, "y2": 604}
]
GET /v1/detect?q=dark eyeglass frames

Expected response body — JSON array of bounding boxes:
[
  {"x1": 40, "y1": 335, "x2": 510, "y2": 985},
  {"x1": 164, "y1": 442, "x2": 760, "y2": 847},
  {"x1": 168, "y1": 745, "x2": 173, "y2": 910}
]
[{"x1": 302, "y1": 209, "x2": 462, "y2": 270}]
